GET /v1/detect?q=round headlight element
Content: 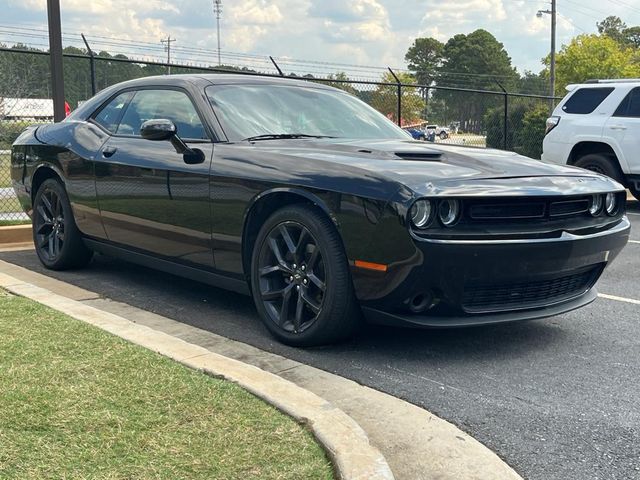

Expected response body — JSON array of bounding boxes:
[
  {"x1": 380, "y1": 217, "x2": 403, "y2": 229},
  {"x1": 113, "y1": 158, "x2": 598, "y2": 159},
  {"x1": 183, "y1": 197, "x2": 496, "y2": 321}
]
[
  {"x1": 438, "y1": 199, "x2": 461, "y2": 227},
  {"x1": 410, "y1": 199, "x2": 433, "y2": 228},
  {"x1": 605, "y1": 192, "x2": 617, "y2": 216},
  {"x1": 589, "y1": 194, "x2": 603, "y2": 216}
]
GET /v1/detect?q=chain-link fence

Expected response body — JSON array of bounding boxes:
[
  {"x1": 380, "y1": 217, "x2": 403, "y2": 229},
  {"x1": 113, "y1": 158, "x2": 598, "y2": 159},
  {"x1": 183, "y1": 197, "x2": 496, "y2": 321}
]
[{"x1": 0, "y1": 47, "x2": 559, "y2": 223}]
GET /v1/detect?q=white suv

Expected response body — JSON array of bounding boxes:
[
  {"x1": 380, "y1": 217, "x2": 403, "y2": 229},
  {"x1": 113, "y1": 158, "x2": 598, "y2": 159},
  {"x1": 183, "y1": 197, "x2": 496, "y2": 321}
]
[{"x1": 542, "y1": 79, "x2": 640, "y2": 201}]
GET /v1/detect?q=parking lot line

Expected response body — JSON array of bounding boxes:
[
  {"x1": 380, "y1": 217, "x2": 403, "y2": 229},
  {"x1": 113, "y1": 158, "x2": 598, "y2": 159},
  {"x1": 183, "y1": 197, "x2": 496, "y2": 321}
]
[
  {"x1": 630, "y1": 240, "x2": 640, "y2": 244},
  {"x1": 627, "y1": 212, "x2": 640, "y2": 216},
  {"x1": 599, "y1": 293, "x2": 640, "y2": 305}
]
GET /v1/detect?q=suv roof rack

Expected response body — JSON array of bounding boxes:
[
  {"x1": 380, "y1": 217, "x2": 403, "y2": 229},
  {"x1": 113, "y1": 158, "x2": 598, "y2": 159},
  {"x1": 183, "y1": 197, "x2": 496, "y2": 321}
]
[{"x1": 584, "y1": 78, "x2": 640, "y2": 84}]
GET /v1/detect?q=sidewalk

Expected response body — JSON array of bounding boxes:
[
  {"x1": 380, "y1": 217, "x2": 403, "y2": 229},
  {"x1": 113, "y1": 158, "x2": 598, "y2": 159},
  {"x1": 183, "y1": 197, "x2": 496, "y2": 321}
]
[{"x1": 0, "y1": 249, "x2": 523, "y2": 480}]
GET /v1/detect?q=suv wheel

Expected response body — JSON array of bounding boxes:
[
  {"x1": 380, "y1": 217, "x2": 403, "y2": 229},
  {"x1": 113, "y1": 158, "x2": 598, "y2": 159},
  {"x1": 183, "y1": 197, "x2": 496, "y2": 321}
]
[
  {"x1": 250, "y1": 204, "x2": 361, "y2": 346},
  {"x1": 574, "y1": 153, "x2": 624, "y2": 184}
]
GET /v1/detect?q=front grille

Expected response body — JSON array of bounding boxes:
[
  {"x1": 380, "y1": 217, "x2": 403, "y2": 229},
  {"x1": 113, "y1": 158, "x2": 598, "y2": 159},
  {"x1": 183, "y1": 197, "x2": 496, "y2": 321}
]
[
  {"x1": 463, "y1": 196, "x2": 593, "y2": 223},
  {"x1": 462, "y1": 266, "x2": 602, "y2": 313}
]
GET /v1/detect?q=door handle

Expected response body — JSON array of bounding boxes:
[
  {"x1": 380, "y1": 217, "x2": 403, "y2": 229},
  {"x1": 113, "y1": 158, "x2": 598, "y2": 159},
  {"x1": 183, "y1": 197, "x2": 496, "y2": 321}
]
[
  {"x1": 102, "y1": 146, "x2": 117, "y2": 158},
  {"x1": 609, "y1": 125, "x2": 627, "y2": 130}
]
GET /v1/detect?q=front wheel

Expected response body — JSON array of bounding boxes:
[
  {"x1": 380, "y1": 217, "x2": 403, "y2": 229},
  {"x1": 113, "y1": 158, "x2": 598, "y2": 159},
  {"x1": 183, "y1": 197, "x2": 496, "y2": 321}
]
[
  {"x1": 250, "y1": 204, "x2": 360, "y2": 346},
  {"x1": 32, "y1": 178, "x2": 93, "y2": 270},
  {"x1": 574, "y1": 153, "x2": 624, "y2": 184}
]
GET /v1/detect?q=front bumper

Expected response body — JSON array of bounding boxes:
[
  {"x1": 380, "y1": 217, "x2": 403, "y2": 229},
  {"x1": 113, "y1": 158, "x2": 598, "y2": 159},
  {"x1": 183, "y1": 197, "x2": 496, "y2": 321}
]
[{"x1": 359, "y1": 217, "x2": 630, "y2": 328}]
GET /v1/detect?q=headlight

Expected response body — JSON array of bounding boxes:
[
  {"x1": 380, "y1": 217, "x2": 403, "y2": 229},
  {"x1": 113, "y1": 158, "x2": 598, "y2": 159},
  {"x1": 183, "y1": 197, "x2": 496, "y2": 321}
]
[
  {"x1": 409, "y1": 199, "x2": 433, "y2": 228},
  {"x1": 605, "y1": 192, "x2": 617, "y2": 216},
  {"x1": 589, "y1": 194, "x2": 603, "y2": 216},
  {"x1": 438, "y1": 199, "x2": 461, "y2": 227}
]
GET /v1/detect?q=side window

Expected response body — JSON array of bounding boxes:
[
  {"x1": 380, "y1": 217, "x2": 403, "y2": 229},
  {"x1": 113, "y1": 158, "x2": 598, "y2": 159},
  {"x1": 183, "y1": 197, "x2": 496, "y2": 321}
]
[
  {"x1": 92, "y1": 91, "x2": 133, "y2": 133},
  {"x1": 562, "y1": 88, "x2": 614, "y2": 114},
  {"x1": 613, "y1": 88, "x2": 640, "y2": 118},
  {"x1": 117, "y1": 89, "x2": 208, "y2": 140}
]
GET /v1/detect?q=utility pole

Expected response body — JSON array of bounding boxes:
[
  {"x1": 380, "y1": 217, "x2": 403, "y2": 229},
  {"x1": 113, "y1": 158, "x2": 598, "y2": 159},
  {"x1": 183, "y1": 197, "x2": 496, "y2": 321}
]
[
  {"x1": 213, "y1": 0, "x2": 222, "y2": 65},
  {"x1": 537, "y1": 0, "x2": 557, "y2": 106},
  {"x1": 550, "y1": 0, "x2": 556, "y2": 99},
  {"x1": 47, "y1": 0, "x2": 65, "y2": 122},
  {"x1": 161, "y1": 36, "x2": 176, "y2": 74}
]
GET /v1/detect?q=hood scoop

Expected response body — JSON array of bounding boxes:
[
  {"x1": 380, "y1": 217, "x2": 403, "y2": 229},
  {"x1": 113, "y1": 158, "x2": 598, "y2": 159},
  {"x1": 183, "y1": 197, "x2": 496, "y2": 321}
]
[{"x1": 394, "y1": 151, "x2": 443, "y2": 162}]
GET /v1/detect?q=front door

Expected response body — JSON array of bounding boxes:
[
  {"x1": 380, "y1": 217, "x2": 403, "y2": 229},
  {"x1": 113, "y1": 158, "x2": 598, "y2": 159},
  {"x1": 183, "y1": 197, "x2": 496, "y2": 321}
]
[{"x1": 93, "y1": 88, "x2": 215, "y2": 268}]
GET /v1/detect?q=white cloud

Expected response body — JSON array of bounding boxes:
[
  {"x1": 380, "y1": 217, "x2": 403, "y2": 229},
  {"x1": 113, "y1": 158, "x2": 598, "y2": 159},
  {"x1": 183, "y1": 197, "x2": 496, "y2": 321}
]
[{"x1": 4, "y1": 0, "x2": 634, "y2": 78}]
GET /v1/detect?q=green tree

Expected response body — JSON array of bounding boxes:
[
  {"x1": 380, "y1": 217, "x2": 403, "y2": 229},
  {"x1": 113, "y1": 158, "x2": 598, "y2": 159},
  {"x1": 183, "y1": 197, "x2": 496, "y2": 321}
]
[
  {"x1": 431, "y1": 30, "x2": 517, "y2": 132},
  {"x1": 370, "y1": 72, "x2": 425, "y2": 125},
  {"x1": 404, "y1": 37, "x2": 444, "y2": 86},
  {"x1": 597, "y1": 16, "x2": 628, "y2": 43},
  {"x1": 624, "y1": 26, "x2": 640, "y2": 48},
  {"x1": 546, "y1": 34, "x2": 640, "y2": 90}
]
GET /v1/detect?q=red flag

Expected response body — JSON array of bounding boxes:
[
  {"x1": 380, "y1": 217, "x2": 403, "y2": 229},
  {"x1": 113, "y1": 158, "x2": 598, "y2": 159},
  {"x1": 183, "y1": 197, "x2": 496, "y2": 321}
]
[{"x1": 64, "y1": 101, "x2": 71, "y2": 117}]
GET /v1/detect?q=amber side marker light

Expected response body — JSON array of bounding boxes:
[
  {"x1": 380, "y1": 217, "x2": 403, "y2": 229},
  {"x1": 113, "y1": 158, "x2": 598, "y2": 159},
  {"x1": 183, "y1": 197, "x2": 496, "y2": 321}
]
[{"x1": 354, "y1": 260, "x2": 388, "y2": 272}]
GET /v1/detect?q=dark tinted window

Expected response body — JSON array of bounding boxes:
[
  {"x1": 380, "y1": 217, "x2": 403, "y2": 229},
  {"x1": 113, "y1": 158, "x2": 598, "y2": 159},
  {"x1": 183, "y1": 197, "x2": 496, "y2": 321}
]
[
  {"x1": 613, "y1": 87, "x2": 640, "y2": 117},
  {"x1": 562, "y1": 87, "x2": 614, "y2": 114},
  {"x1": 93, "y1": 91, "x2": 133, "y2": 133},
  {"x1": 117, "y1": 89, "x2": 207, "y2": 140}
]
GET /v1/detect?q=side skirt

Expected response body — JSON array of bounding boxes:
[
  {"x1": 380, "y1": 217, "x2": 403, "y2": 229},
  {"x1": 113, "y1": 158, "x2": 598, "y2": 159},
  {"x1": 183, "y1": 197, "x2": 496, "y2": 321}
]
[{"x1": 83, "y1": 239, "x2": 250, "y2": 296}]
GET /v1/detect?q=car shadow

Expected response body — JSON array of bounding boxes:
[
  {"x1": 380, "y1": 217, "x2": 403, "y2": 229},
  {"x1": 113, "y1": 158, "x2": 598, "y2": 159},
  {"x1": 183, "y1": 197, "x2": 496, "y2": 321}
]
[{"x1": 0, "y1": 249, "x2": 570, "y2": 366}]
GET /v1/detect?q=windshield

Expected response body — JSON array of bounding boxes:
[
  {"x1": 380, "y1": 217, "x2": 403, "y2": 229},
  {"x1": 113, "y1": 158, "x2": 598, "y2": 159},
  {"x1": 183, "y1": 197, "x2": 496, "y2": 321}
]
[{"x1": 206, "y1": 83, "x2": 411, "y2": 141}]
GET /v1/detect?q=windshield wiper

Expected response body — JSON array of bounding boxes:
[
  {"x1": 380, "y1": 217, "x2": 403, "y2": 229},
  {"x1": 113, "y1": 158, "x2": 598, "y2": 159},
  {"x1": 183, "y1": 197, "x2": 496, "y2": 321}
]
[{"x1": 243, "y1": 133, "x2": 335, "y2": 142}]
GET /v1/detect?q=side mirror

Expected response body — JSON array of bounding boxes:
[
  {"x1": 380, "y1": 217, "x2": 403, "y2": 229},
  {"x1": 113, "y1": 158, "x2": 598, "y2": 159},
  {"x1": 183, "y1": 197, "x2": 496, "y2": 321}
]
[
  {"x1": 140, "y1": 118, "x2": 205, "y2": 165},
  {"x1": 140, "y1": 119, "x2": 176, "y2": 141}
]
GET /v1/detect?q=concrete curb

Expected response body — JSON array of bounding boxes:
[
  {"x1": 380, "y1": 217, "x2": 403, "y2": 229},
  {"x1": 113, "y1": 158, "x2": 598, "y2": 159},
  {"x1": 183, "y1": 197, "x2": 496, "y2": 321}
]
[
  {"x1": 0, "y1": 271, "x2": 394, "y2": 480},
  {"x1": 0, "y1": 224, "x2": 31, "y2": 245}
]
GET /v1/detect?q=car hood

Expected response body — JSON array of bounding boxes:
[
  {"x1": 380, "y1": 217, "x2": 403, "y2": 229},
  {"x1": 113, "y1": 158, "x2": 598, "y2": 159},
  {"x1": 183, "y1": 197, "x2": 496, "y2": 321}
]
[{"x1": 246, "y1": 138, "x2": 618, "y2": 196}]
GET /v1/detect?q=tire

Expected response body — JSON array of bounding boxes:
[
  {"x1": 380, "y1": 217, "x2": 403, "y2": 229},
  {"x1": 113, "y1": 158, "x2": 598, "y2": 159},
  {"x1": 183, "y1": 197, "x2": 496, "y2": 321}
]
[
  {"x1": 574, "y1": 153, "x2": 624, "y2": 184},
  {"x1": 250, "y1": 204, "x2": 361, "y2": 346},
  {"x1": 32, "y1": 178, "x2": 93, "y2": 270},
  {"x1": 439, "y1": 131, "x2": 448, "y2": 140}
]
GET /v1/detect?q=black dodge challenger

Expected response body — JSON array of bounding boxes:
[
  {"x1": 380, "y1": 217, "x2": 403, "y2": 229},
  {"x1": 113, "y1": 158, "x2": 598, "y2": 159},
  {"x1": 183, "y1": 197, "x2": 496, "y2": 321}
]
[{"x1": 10, "y1": 74, "x2": 630, "y2": 346}]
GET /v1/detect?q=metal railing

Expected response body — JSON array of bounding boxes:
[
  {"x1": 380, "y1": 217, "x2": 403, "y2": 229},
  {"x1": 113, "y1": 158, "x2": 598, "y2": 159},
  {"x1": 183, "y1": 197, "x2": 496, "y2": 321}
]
[{"x1": 0, "y1": 46, "x2": 560, "y2": 222}]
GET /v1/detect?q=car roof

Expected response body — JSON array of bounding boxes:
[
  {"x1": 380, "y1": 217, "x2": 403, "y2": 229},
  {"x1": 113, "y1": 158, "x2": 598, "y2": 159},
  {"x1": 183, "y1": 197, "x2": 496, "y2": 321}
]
[
  {"x1": 67, "y1": 73, "x2": 341, "y2": 121},
  {"x1": 110, "y1": 73, "x2": 338, "y2": 90},
  {"x1": 566, "y1": 79, "x2": 640, "y2": 91}
]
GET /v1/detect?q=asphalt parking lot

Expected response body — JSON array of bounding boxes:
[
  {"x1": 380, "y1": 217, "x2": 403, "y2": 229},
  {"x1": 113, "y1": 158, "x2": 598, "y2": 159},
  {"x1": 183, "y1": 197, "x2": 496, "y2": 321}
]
[{"x1": 2, "y1": 202, "x2": 639, "y2": 480}]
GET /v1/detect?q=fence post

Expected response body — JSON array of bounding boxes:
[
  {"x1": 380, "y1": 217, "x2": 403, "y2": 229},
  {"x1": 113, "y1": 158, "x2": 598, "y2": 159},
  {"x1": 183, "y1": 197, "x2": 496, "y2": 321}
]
[
  {"x1": 270, "y1": 56, "x2": 284, "y2": 76},
  {"x1": 388, "y1": 67, "x2": 402, "y2": 127},
  {"x1": 496, "y1": 81, "x2": 508, "y2": 150},
  {"x1": 81, "y1": 34, "x2": 97, "y2": 96}
]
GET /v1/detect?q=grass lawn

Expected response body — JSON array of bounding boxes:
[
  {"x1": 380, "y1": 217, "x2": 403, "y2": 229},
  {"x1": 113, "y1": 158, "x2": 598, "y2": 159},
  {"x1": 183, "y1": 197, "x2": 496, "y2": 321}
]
[
  {"x1": 1, "y1": 152, "x2": 10, "y2": 188},
  {"x1": 0, "y1": 291, "x2": 333, "y2": 480}
]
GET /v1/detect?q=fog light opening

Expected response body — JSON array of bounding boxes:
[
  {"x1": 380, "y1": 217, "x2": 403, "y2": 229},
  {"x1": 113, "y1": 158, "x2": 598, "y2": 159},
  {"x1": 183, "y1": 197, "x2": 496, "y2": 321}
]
[{"x1": 408, "y1": 292, "x2": 433, "y2": 313}]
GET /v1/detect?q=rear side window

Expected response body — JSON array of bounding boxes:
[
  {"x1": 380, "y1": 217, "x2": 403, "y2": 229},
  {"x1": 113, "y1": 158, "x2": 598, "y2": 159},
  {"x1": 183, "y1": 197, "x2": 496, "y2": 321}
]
[
  {"x1": 562, "y1": 88, "x2": 614, "y2": 114},
  {"x1": 613, "y1": 87, "x2": 640, "y2": 118},
  {"x1": 93, "y1": 91, "x2": 133, "y2": 133}
]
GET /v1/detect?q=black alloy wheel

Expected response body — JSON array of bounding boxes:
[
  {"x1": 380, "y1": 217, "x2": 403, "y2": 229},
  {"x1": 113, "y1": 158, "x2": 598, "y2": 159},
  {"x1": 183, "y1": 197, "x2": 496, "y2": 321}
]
[
  {"x1": 33, "y1": 179, "x2": 92, "y2": 270},
  {"x1": 251, "y1": 204, "x2": 360, "y2": 346},
  {"x1": 34, "y1": 186, "x2": 65, "y2": 262},
  {"x1": 257, "y1": 221, "x2": 325, "y2": 334}
]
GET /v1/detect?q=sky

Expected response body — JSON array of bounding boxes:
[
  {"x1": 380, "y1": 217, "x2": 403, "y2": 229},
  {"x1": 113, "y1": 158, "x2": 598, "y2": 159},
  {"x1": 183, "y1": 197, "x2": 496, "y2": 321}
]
[{"x1": 2, "y1": 0, "x2": 640, "y2": 79}]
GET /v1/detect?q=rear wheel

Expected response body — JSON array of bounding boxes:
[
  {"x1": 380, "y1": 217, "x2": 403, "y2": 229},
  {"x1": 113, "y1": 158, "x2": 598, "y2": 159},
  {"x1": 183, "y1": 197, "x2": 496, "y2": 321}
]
[
  {"x1": 250, "y1": 204, "x2": 360, "y2": 346},
  {"x1": 574, "y1": 153, "x2": 624, "y2": 184},
  {"x1": 439, "y1": 131, "x2": 449, "y2": 140},
  {"x1": 33, "y1": 178, "x2": 92, "y2": 270}
]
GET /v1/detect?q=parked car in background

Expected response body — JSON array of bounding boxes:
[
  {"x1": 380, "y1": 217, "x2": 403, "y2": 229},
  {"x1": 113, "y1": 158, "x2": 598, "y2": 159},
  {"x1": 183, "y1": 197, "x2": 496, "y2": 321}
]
[
  {"x1": 11, "y1": 74, "x2": 630, "y2": 347},
  {"x1": 405, "y1": 127, "x2": 426, "y2": 141},
  {"x1": 542, "y1": 79, "x2": 640, "y2": 201},
  {"x1": 426, "y1": 124, "x2": 450, "y2": 140}
]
